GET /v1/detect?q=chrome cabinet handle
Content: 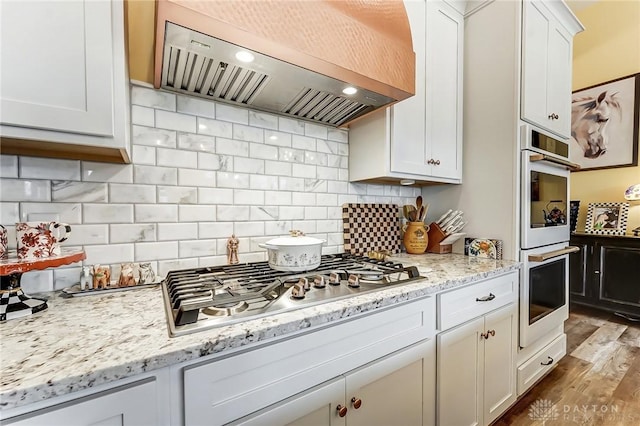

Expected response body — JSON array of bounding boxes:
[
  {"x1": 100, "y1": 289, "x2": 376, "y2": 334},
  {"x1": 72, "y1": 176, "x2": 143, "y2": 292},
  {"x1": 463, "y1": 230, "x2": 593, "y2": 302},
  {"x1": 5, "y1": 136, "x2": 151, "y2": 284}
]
[
  {"x1": 435, "y1": 159, "x2": 441, "y2": 165},
  {"x1": 476, "y1": 293, "x2": 495, "y2": 302},
  {"x1": 540, "y1": 356, "x2": 553, "y2": 366},
  {"x1": 528, "y1": 246, "x2": 580, "y2": 262}
]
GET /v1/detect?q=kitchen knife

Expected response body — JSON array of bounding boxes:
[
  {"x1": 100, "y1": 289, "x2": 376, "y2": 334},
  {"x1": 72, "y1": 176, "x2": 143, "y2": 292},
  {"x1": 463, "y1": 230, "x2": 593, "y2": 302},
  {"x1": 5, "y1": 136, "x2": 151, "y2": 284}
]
[
  {"x1": 448, "y1": 221, "x2": 466, "y2": 235},
  {"x1": 435, "y1": 209, "x2": 452, "y2": 226},
  {"x1": 440, "y1": 211, "x2": 461, "y2": 230}
]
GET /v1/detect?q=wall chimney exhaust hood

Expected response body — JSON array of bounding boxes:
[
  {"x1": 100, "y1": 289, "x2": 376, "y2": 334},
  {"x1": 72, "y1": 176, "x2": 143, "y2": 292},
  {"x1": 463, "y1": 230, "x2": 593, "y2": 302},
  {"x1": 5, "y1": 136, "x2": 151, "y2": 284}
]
[{"x1": 155, "y1": 0, "x2": 415, "y2": 127}]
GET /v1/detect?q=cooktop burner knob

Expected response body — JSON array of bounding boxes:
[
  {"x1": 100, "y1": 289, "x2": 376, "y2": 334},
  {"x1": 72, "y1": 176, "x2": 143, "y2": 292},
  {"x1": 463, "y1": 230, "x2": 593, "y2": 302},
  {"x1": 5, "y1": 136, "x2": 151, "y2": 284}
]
[
  {"x1": 299, "y1": 277, "x2": 310, "y2": 290},
  {"x1": 348, "y1": 274, "x2": 360, "y2": 288},
  {"x1": 291, "y1": 283, "x2": 306, "y2": 299},
  {"x1": 313, "y1": 275, "x2": 326, "y2": 288},
  {"x1": 329, "y1": 272, "x2": 341, "y2": 286}
]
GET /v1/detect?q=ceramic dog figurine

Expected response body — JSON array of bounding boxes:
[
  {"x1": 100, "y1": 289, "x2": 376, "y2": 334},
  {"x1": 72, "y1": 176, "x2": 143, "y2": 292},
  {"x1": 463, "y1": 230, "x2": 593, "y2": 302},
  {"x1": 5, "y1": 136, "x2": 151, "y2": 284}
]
[
  {"x1": 118, "y1": 262, "x2": 139, "y2": 287},
  {"x1": 80, "y1": 266, "x2": 92, "y2": 290},
  {"x1": 92, "y1": 264, "x2": 111, "y2": 289}
]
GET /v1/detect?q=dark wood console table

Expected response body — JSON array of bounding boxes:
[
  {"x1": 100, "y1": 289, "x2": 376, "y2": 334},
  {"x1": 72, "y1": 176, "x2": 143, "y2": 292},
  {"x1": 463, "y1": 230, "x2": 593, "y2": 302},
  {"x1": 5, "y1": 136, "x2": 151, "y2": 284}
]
[{"x1": 569, "y1": 233, "x2": 640, "y2": 320}]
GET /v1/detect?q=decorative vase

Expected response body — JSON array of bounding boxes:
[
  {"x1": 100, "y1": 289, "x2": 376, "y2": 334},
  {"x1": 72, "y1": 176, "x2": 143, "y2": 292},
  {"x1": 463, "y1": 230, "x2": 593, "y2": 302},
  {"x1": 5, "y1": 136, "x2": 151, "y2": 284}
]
[{"x1": 403, "y1": 222, "x2": 430, "y2": 254}]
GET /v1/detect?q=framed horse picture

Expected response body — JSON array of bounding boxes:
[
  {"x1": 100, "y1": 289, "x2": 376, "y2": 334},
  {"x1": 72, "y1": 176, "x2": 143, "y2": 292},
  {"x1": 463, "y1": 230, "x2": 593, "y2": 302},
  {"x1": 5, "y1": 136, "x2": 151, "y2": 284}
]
[
  {"x1": 570, "y1": 73, "x2": 640, "y2": 171},
  {"x1": 585, "y1": 202, "x2": 629, "y2": 236}
]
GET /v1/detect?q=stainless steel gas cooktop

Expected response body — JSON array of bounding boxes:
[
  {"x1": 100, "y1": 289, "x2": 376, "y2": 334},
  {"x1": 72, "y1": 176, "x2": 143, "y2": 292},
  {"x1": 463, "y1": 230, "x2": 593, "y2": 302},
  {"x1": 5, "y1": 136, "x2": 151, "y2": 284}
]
[{"x1": 161, "y1": 254, "x2": 423, "y2": 337}]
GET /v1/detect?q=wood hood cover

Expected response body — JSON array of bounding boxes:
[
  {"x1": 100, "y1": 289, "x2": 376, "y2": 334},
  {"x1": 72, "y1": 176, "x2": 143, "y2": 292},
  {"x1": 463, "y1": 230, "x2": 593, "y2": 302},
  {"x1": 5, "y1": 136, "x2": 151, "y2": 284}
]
[{"x1": 155, "y1": 0, "x2": 415, "y2": 127}]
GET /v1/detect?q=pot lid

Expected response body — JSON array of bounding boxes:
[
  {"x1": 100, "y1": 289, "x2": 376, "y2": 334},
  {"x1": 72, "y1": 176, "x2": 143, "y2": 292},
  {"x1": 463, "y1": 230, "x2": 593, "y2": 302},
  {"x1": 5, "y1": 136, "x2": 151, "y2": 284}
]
[{"x1": 265, "y1": 231, "x2": 325, "y2": 246}]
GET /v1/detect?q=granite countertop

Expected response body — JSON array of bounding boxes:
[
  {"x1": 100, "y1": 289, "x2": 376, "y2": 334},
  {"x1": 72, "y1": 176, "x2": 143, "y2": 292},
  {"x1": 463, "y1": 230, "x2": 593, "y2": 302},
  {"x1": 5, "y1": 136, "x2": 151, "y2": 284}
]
[{"x1": 0, "y1": 253, "x2": 521, "y2": 411}]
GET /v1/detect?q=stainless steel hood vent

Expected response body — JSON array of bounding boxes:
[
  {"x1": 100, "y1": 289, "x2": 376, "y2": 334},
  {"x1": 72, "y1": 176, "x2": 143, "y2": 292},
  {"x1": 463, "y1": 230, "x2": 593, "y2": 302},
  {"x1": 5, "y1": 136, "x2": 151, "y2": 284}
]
[
  {"x1": 160, "y1": 23, "x2": 383, "y2": 127},
  {"x1": 155, "y1": 1, "x2": 415, "y2": 128}
]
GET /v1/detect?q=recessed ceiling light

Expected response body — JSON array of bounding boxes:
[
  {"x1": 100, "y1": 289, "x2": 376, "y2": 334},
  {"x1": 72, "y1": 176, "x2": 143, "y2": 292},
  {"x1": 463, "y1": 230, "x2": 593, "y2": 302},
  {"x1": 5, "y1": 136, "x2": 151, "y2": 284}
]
[
  {"x1": 342, "y1": 86, "x2": 357, "y2": 95},
  {"x1": 235, "y1": 51, "x2": 255, "y2": 63}
]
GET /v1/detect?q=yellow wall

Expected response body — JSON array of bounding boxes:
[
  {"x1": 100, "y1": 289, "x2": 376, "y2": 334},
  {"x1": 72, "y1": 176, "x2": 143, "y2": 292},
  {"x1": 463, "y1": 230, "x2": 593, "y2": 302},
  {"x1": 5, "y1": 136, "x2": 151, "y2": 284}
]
[{"x1": 571, "y1": 0, "x2": 640, "y2": 233}]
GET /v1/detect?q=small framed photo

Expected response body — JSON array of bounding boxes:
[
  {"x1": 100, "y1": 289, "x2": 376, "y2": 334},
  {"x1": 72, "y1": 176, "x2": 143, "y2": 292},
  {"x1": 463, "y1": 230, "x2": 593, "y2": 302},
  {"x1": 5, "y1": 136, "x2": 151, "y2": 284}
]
[{"x1": 585, "y1": 202, "x2": 629, "y2": 235}]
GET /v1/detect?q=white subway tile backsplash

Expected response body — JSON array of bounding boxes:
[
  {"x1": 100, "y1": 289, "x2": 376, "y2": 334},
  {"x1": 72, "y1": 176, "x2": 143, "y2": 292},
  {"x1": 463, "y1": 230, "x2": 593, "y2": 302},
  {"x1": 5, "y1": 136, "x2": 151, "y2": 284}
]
[
  {"x1": 233, "y1": 222, "x2": 264, "y2": 237},
  {"x1": 234, "y1": 189, "x2": 265, "y2": 205},
  {"x1": 157, "y1": 148, "x2": 198, "y2": 169},
  {"x1": 279, "y1": 148, "x2": 305, "y2": 163},
  {"x1": 20, "y1": 157, "x2": 80, "y2": 181},
  {"x1": 264, "y1": 161, "x2": 291, "y2": 177},
  {"x1": 84, "y1": 204, "x2": 133, "y2": 224},
  {"x1": 179, "y1": 239, "x2": 217, "y2": 257},
  {"x1": 248, "y1": 111, "x2": 278, "y2": 129},
  {"x1": 177, "y1": 95, "x2": 215, "y2": 118},
  {"x1": 4, "y1": 85, "x2": 430, "y2": 277},
  {"x1": 135, "y1": 204, "x2": 178, "y2": 223},
  {"x1": 157, "y1": 258, "x2": 199, "y2": 278},
  {"x1": 265, "y1": 191, "x2": 292, "y2": 205},
  {"x1": 156, "y1": 110, "x2": 197, "y2": 133},
  {"x1": 249, "y1": 175, "x2": 278, "y2": 191},
  {"x1": 234, "y1": 158, "x2": 265, "y2": 174},
  {"x1": 327, "y1": 128, "x2": 348, "y2": 143},
  {"x1": 158, "y1": 223, "x2": 198, "y2": 241},
  {"x1": 52, "y1": 181, "x2": 107, "y2": 202},
  {"x1": 264, "y1": 131, "x2": 292, "y2": 147},
  {"x1": 197, "y1": 117, "x2": 233, "y2": 138},
  {"x1": 250, "y1": 206, "x2": 278, "y2": 221},
  {"x1": 233, "y1": 124, "x2": 264, "y2": 143},
  {"x1": 84, "y1": 244, "x2": 135, "y2": 265},
  {"x1": 131, "y1": 105, "x2": 155, "y2": 127},
  {"x1": 21, "y1": 203, "x2": 82, "y2": 224},
  {"x1": 132, "y1": 145, "x2": 156, "y2": 165},
  {"x1": 292, "y1": 192, "x2": 316, "y2": 205},
  {"x1": 1, "y1": 179, "x2": 50, "y2": 202},
  {"x1": 292, "y1": 164, "x2": 316, "y2": 178},
  {"x1": 0, "y1": 202, "x2": 19, "y2": 224},
  {"x1": 177, "y1": 133, "x2": 216, "y2": 153},
  {"x1": 71, "y1": 224, "x2": 109, "y2": 245},
  {"x1": 249, "y1": 143, "x2": 278, "y2": 160},
  {"x1": 131, "y1": 86, "x2": 176, "y2": 110},
  {"x1": 132, "y1": 125, "x2": 177, "y2": 148},
  {"x1": 216, "y1": 104, "x2": 249, "y2": 124},
  {"x1": 198, "y1": 153, "x2": 231, "y2": 171},
  {"x1": 134, "y1": 165, "x2": 178, "y2": 185},
  {"x1": 110, "y1": 223, "x2": 156, "y2": 243},
  {"x1": 157, "y1": 186, "x2": 197, "y2": 204},
  {"x1": 178, "y1": 169, "x2": 216, "y2": 187},
  {"x1": 179, "y1": 205, "x2": 215, "y2": 222},
  {"x1": 278, "y1": 177, "x2": 304, "y2": 192},
  {"x1": 292, "y1": 135, "x2": 316, "y2": 151},
  {"x1": 135, "y1": 241, "x2": 178, "y2": 261},
  {"x1": 109, "y1": 184, "x2": 156, "y2": 203},
  {"x1": 278, "y1": 117, "x2": 305, "y2": 135},
  {"x1": 217, "y1": 205, "x2": 249, "y2": 221},
  {"x1": 0, "y1": 156, "x2": 18, "y2": 178},
  {"x1": 216, "y1": 138, "x2": 249, "y2": 157},
  {"x1": 198, "y1": 188, "x2": 233, "y2": 204},
  {"x1": 21, "y1": 270, "x2": 54, "y2": 293},
  {"x1": 198, "y1": 222, "x2": 230, "y2": 239},
  {"x1": 217, "y1": 172, "x2": 250, "y2": 189},
  {"x1": 82, "y1": 162, "x2": 133, "y2": 183},
  {"x1": 279, "y1": 206, "x2": 304, "y2": 220}
]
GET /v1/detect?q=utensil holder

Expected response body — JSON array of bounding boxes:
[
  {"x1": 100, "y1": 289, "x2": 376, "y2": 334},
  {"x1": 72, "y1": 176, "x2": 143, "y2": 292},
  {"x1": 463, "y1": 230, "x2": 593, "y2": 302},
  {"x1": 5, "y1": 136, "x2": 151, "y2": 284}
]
[{"x1": 426, "y1": 222, "x2": 451, "y2": 254}]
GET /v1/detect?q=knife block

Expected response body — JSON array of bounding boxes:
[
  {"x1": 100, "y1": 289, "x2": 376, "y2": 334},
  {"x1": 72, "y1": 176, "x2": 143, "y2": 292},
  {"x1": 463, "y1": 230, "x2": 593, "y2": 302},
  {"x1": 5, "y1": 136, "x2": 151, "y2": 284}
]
[{"x1": 426, "y1": 222, "x2": 451, "y2": 254}]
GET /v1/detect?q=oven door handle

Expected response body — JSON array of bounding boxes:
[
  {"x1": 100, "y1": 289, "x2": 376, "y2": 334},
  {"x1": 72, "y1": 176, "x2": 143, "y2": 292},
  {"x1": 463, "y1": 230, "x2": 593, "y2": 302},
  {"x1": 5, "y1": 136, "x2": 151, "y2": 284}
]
[
  {"x1": 528, "y1": 246, "x2": 580, "y2": 262},
  {"x1": 529, "y1": 153, "x2": 581, "y2": 171}
]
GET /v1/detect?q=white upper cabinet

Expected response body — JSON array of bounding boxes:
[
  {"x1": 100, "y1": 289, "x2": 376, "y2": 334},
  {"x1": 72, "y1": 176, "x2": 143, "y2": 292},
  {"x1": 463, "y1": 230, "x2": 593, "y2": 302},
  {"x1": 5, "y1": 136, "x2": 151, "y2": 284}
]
[
  {"x1": 349, "y1": 0, "x2": 463, "y2": 185},
  {"x1": 0, "y1": 0, "x2": 130, "y2": 163},
  {"x1": 521, "y1": 0, "x2": 580, "y2": 139}
]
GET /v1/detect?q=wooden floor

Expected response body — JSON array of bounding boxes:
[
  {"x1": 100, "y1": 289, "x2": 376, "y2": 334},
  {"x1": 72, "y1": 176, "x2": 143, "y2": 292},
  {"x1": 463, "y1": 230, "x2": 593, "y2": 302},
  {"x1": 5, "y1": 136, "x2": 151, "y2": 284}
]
[{"x1": 495, "y1": 305, "x2": 640, "y2": 425}]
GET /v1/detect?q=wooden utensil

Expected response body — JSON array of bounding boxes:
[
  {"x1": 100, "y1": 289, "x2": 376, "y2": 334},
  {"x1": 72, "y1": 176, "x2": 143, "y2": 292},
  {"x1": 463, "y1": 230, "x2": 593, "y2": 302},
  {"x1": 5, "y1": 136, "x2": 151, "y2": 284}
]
[
  {"x1": 421, "y1": 203, "x2": 429, "y2": 221},
  {"x1": 408, "y1": 209, "x2": 417, "y2": 222},
  {"x1": 416, "y1": 196, "x2": 423, "y2": 212},
  {"x1": 417, "y1": 206, "x2": 424, "y2": 222},
  {"x1": 404, "y1": 205, "x2": 416, "y2": 221}
]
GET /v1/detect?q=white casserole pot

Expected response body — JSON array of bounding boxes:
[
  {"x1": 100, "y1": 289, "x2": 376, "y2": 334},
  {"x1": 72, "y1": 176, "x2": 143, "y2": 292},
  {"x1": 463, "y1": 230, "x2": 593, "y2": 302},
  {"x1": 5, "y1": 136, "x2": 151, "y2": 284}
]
[{"x1": 258, "y1": 232, "x2": 326, "y2": 272}]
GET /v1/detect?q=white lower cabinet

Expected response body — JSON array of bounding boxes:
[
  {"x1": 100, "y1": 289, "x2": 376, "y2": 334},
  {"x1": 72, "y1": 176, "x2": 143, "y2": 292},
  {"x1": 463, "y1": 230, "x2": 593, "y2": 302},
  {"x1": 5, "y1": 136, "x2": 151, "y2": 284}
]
[
  {"x1": 3, "y1": 379, "x2": 158, "y2": 426},
  {"x1": 437, "y1": 303, "x2": 518, "y2": 426},
  {"x1": 232, "y1": 338, "x2": 436, "y2": 426}
]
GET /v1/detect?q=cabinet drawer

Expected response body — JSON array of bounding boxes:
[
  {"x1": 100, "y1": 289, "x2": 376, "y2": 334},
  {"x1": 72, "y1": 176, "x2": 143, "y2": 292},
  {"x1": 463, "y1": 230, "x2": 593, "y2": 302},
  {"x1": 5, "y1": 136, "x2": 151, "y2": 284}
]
[
  {"x1": 517, "y1": 333, "x2": 566, "y2": 395},
  {"x1": 437, "y1": 271, "x2": 518, "y2": 331},
  {"x1": 183, "y1": 296, "x2": 436, "y2": 425}
]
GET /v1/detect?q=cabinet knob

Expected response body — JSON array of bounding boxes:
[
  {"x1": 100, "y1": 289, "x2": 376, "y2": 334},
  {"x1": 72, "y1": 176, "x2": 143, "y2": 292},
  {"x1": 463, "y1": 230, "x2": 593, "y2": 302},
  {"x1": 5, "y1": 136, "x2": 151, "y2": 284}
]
[
  {"x1": 351, "y1": 397, "x2": 362, "y2": 409},
  {"x1": 435, "y1": 159, "x2": 441, "y2": 165},
  {"x1": 336, "y1": 404, "x2": 348, "y2": 417},
  {"x1": 427, "y1": 158, "x2": 434, "y2": 165},
  {"x1": 540, "y1": 356, "x2": 554, "y2": 366},
  {"x1": 548, "y1": 113, "x2": 559, "y2": 120},
  {"x1": 480, "y1": 329, "x2": 495, "y2": 339}
]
